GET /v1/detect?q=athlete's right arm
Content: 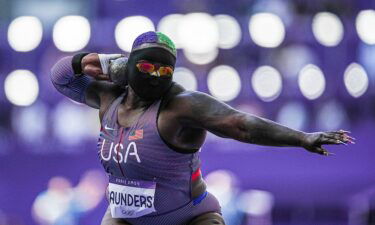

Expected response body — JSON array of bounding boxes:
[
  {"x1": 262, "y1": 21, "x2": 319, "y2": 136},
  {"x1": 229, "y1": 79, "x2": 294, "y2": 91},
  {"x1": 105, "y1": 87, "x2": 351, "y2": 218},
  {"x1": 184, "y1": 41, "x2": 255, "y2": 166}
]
[{"x1": 50, "y1": 53, "x2": 123, "y2": 110}]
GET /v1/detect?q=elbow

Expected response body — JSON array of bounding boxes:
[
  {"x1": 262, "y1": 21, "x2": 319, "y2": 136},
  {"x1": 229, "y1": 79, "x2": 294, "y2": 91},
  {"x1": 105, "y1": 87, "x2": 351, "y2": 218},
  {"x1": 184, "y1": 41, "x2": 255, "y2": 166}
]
[
  {"x1": 50, "y1": 56, "x2": 74, "y2": 85},
  {"x1": 50, "y1": 55, "x2": 93, "y2": 104},
  {"x1": 234, "y1": 114, "x2": 258, "y2": 144}
]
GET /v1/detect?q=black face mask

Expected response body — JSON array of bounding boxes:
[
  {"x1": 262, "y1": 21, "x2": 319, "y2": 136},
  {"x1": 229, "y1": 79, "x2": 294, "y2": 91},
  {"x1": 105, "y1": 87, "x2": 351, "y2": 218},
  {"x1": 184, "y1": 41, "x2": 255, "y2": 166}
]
[{"x1": 125, "y1": 47, "x2": 176, "y2": 101}]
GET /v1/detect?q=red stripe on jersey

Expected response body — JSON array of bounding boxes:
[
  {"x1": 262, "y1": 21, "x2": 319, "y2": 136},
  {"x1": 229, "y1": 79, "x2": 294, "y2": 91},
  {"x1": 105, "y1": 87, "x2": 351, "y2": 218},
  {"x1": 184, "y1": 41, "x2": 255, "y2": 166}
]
[{"x1": 192, "y1": 168, "x2": 201, "y2": 181}]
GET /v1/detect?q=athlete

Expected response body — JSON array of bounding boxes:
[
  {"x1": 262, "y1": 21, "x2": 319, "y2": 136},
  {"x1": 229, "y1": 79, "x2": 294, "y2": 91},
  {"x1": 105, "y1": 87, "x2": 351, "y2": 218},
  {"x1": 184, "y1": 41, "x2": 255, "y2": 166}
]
[{"x1": 50, "y1": 31, "x2": 354, "y2": 225}]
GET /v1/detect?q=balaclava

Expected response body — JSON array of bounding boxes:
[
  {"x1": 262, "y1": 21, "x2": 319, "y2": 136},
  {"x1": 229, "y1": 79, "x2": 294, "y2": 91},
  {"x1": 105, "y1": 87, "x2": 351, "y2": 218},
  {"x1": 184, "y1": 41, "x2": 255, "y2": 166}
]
[{"x1": 125, "y1": 31, "x2": 177, "y2": 101}]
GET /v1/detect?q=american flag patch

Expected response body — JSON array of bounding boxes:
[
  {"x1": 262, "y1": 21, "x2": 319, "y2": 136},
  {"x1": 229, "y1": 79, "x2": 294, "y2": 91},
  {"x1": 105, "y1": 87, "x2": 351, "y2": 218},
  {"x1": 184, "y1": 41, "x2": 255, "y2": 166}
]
[{"x1": 128, "y1": 129, "x2": 143, "y2": 140}]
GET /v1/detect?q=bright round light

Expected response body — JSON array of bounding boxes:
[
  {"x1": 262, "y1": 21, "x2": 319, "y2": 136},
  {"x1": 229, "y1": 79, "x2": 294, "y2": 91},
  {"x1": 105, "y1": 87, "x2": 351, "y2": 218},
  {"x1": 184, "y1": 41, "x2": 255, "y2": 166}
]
[
  {"x1": 298, "y1": 64, "x2": 326, "y2": 100},
  {"x1": 249, "y1": 13, "x2": 285, "y2": 48},
  {"x1": 312, "y1": 12, "x2": 344, "y2": 47},
  {"x1": 251, "y1": 66, "x2": 283, "y2": 102},
  {"x1": 205, "y1": 170, "x2": 237, "y2": 206},
  {"x1": 344, "y1": 63, "x2": 369, "y2": 98},
  {"x1": 183, "y1": 48, "x2": 219, "y2": 65},
  {"x1": 356, "y1": 10, "x2": 375, "y2": 45},
  {"x1": 238, "y1": 190, "x2": 274, "y2": 216},
  {"x1": 8, "y1": 16, "x2": 43, "y2": 52},
  {"x1": 157, "y1": 14, "x2": 183, "y2": 49},
  {"x1": 214, "y1": 14, "x2": 242, "y2": 49},
  {"x1": 178, "y1": 13, "x2": 219, "y2": 54},
  {"x1": 173, "y1": 67, "x2": 198, "y2": 91},
  {"x1": 53, "y1": 16, "x2": 91, "y2": 52},
  {"x1": 4, "y1": 70, "x2": 39, "y2": 106},
  {"x1": 115, "y1": 16, "x2": 155, "y2": 52},
  {"x1": 207, "y1": 65, "x2": 241, "y2": 102},
  {"x1": 32, "y1": 176, "x2": 73, "y2": 224}
]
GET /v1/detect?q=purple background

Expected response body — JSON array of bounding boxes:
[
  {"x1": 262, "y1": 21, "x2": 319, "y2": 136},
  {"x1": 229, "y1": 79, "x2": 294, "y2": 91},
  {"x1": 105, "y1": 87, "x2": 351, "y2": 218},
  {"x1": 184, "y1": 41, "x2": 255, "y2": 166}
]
[{"x1": 0, "y1": 0, "x2": 375, "y2": 224}]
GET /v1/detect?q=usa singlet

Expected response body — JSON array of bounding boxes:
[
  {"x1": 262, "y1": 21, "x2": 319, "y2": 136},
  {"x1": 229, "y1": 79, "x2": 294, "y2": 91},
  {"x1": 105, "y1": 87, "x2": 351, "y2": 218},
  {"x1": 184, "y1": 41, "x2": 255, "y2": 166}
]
[{"x1": 98, "y1": 91, "x2": 221, "y2": 225}]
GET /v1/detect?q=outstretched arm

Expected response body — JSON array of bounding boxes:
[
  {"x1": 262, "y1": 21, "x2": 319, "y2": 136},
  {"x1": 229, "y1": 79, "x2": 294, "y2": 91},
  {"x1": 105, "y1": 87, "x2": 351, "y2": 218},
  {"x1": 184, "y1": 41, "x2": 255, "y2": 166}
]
[{"x1": 173, "y1": 91, "x2": 354, "y2": 155}]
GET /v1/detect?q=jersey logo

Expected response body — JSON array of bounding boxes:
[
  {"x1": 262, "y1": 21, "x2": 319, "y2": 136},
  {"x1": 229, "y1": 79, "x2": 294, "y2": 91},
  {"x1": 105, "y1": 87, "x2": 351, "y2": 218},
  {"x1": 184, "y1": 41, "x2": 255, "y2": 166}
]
[
  {"x1": 105, "y1": 125, "x2": 116, "y2": 131},
  {"x1": 129, "y1": 129, "x2": 143, "y2": 141}
]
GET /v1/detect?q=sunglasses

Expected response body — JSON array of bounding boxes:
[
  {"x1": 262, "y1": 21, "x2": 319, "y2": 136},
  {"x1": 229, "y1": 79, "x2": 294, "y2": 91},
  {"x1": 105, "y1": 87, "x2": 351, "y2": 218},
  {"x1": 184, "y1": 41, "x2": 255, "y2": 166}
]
[{"x1": 136, "y1": 60, "x2": 174, "y2": 77}]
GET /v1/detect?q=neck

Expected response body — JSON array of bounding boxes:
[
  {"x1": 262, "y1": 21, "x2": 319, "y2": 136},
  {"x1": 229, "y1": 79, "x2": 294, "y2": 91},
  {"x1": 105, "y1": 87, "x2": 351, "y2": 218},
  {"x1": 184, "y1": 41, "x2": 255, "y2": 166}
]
[{"x1": 124, "y1": 86, "x2": 154, "y2": 109}]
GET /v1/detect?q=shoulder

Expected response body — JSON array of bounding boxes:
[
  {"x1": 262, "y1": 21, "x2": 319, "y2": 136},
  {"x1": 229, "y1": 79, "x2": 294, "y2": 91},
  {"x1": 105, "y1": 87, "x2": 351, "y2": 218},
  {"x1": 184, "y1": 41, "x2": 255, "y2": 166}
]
[
  {"x1": 86, "y1": 81, "x2": 124, "y2": 120},
  {"x1": 161, "y1": 83, "x2": 217, "y2": 116},
  {"x1": 164, "y1": 82, "x2": 213, "y2": 102}
]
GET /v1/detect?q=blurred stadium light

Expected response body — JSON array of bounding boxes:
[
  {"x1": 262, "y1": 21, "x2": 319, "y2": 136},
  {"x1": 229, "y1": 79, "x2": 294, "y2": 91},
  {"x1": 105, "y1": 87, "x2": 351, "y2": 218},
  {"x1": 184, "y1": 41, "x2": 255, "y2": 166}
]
[
  {"x1": 249, "y1": 13, "x2": 285, "y2": 48},
  {"x1": 298, "y1": 64, "x2": 326, "y2": 100},
  {"x1": 237, "y1": 189, "x2": 274, "y2": 225},
  {"x1": 158, "y1": 13, "x2": 241, "y2": 52},
  {"x1": 238, "y1": 189, "x2": 274, "y2": 215},
  {"x1": 4, "y1": 70, "x2": 39, "y2": 106},
  {"x1": 53, "y1": 15, "x2": 91, "y2": 52},
  {"x1": 183, "y1": 48, "x2": 219, "y2": 65},
  {"x1": 312, "y1": 12, "x2": 344, "y2": 47},
  {"x1": 178, "y1": 13, "x2": 219, "y2": 54},
  {"x1": 356, "y1": 9, "x2": 375, "y2": 45},
  {"x1": 205, "y1": 170, "x2": 244, "y2": 225},
  {"x1": 214, "y1": 14, "x2": 242, "y2": 49},
  {"x1": 115, "y1": 16, "x2": 155, "y2": 52},
  {"x1": 173, "y1": 67, "x2": 198, "y2": 91},
  {"x1": 205, "y1": 170, "x2": 238, "y2": 207},
  {"x1": 7, "y1": 16, "x2": 43, "y2": 52},
  {"x1": 207, "y1": 65, "x2": 241, "y2": 102},
  {"x1": 157, "y1": 14, "x2": 184, "y2": 49},
  {"x1": 344, "y1": 63, "x2": 369, "y2": 98},
  {"x1": 251, "y1": 66, "x2": 283, "y2": 102},
  {"x1": 252, "y1": 0, "x2": 294, "y2": 26}
]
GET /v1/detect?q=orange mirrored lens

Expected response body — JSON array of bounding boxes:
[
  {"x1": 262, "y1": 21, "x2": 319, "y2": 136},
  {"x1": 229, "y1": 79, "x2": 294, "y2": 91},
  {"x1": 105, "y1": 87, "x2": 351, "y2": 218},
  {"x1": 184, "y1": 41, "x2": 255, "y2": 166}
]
[
  {"x1": 137, "y1": 62, "x2": 173, "y2": 76},
  {"x1": 137, "y1": 63, "x2": 155, "y2": 73},
  {"x1": 158, "y1": 66, "x2": 174, "y2": 76}
]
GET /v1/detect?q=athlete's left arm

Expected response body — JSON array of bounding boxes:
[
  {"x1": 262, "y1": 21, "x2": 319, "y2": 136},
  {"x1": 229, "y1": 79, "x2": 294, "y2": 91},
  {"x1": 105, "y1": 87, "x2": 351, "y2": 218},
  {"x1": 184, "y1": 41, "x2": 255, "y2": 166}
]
[{"x1": 172, "y1": 91, "x2": 354, "y2": 155}]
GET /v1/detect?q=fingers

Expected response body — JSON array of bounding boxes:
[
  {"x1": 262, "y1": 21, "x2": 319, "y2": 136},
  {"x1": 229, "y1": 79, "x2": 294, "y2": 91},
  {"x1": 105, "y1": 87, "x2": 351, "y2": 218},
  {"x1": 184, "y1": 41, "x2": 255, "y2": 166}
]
[
  {"x1": 332, "y1": 130, "x2": 356, "y2": 142},
  {"x1": 95, "y1": 74, "x2": 110, "y2": 81},
  {"x1": 322, "y1": 130, "x2": 355, "y2": 145},
  {"x1": 83, "y1": 64, "x2": 102, "y2": 77},
  {"x1": 314, "y1": 147, "x2": 335, "y2": 156},
  {"x1": 81, "y1": 53, "x2": 101, "y2": 67},
  {"x1": 319, "y1": 136, "x2": 347, "y2": 145},
  {"x1": 82, "y1": 64, "x2": 110, "y2": 80}
]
